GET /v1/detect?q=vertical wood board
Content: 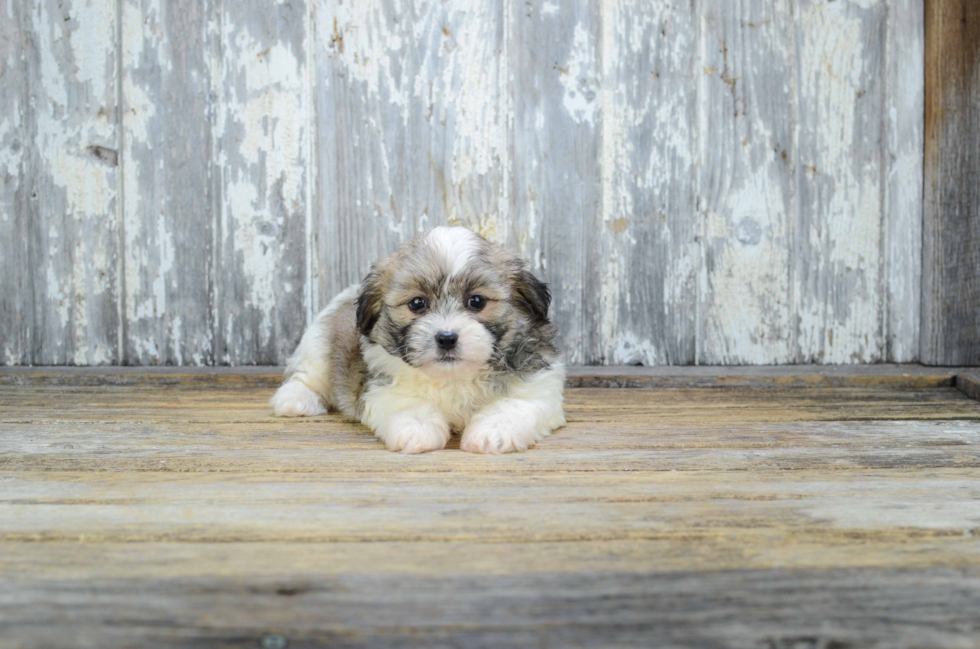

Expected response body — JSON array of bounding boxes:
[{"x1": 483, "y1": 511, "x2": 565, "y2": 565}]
[
  {"x1": 595, "y1": 0, "x2": 699, "y2": 366},
  {"x1": 24, "y1": 0, "x2": 121, "y2": 365},
  {"x1": 121, "y1": 0, "x2": 214, "y2": 365},
  {"x1": 315, "y1": 0, "x2": 512, "y2": 312},
  {"x1": 0, "y1": 0, "x2": 31, "y2": 365},
  {"x1": 922, "y1": 0, "x2": 980, "y2": 366},
  {"x1": 793, "y1": 0, "x2": 887, "y2": 364},
  {"x1": 884, "y1": 0, "x2": 924, "y2": 363},
  {"x1": 213, "y1": 0, "x2": 311, "y2": 364},
  {"x1": 0, "y1": 0, "x2": 931, "y2": 366},
  {"x1": 697, "y1": 0, "x2": 795, "y2": 365},
  {"x1": 512, "y1": 0, "x2": 598, "y2": 364}
]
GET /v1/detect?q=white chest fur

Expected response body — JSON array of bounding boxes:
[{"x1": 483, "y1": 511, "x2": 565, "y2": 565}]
[{"x1": 360, "y1": 343, "x2": 505, "y2": 431}]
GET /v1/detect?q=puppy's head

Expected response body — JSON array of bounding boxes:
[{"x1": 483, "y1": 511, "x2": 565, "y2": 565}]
[{"x1": 356, "y1": 227, "x2": 552, "y2": 377}]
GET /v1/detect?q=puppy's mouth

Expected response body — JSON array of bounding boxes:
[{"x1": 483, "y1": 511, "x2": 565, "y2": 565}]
[{"x1": 434, "y1": 353, "x2": 461, "y2": 364}]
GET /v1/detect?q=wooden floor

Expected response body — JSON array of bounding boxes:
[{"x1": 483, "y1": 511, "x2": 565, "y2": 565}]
[{"x1": 2, "y1": 367, "x2": 980, "y2": 648}]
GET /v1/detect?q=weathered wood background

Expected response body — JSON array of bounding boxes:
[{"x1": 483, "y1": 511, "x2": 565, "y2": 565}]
[
  {"x1": 0, "y1": 0, "x2": 928, "y2": 366},
  {"x1": 922, "y1": 0, "x2": 980, "y2": 367}
]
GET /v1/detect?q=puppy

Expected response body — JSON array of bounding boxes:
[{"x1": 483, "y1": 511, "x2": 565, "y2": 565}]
[{"x1": 270, "y1": 226, "x2": 566, "y2": 454}]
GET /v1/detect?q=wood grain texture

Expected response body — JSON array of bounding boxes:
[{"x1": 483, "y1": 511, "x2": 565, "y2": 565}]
[
  {"x1": 0, "y1": 0, "x2": 31, "y2": 365},
  {"x1": 1, "y1": 1, "x2": 931, "y2": 366},
  {"x1": 2, "y1": 568, "x2": 979, "y2": 649},
  {"x1": 565, "y1": 363, "x2": 963, "y2": 389},
  {"x1": 698, "y1": 0, "x2": 794, "y2": 364},
  {"x1": 2, "y1": 379, "x2": 980, "y2": 647},
  {"x1": 1, "y1": 386, "x2": 979, "y2": 478},
  {"x1": 885, "y1": 0, "x2": 924, "y2": 363},
  {"x1": 4, "y1": 538, "x2": 980, "y2": 582},
  {"x1": 314, "y1": 0, "x2": 511, "y2": 309},
  {"x1": 121, "y1": 0, "x2": 214, "y2": 365},
  {"x1": 958, "y1": 372, "x2": 980, "y2": 402},
  {"x1": 596, "y1": 0, "x2": 698, "y2": 365},
  {"x1": 0, "y1": 364, "x2": 967, "y2": 389},
  {"x1": 24, "y1": 0, "x2": 121, "y2": 365},
  {"x1": 512, "y1": 0, "x2": 599, "y2": 364},
  {"x1": 4, "y1": 458, "x2": 980, "y2": 540},
  {"x1": 922, "y1": 0, "x2": 980, "y2": 366},
  {"x1": 794, "y1": 0, "x2": 887, "y2": 364},
  {"x1": 213, "y1": 0, "x2": 312, "y2": 364}
]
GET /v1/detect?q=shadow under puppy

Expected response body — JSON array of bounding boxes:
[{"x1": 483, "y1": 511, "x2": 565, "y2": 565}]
[{"x1": 271, "y1": 226, "x2": 566, "y2": 454}]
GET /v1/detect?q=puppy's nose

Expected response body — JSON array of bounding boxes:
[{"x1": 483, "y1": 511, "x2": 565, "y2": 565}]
[{"x1": 435, "y1": 331, "x2": 458, "y2": 351}]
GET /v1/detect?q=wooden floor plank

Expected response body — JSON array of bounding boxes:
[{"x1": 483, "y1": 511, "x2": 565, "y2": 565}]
[
  {"x1": 3, "y1": 419, "x2": 980, "y2": 474},
  {"x1": 0, "y1": 363, "x2": 970, "y2": 389},
  {"x1": 3, "y1": 417, "x2": 978, "y2": 451},
  {"x1": 2, "y1": 378, "x2": 980, "y2": 647},
  {"x1": 3, "y1": 568, "x2": 979, "y2": 649},
  {"x1": 958, "y1": 372, "x2": 980, "y2": 401},
  {"x1": 2, "y1": 468, "x2": 979, "y2": 544},
  {"x1": 2, "y1": 386, "x2": 978, "y2": 424},
  {"x1": 4, "y1": 536, "x2": 980, "y2": 580}
]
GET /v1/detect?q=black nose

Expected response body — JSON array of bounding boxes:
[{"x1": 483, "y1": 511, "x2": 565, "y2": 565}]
[{"x1": 436, "y1": 331, "x2": 458, "y2": 351}]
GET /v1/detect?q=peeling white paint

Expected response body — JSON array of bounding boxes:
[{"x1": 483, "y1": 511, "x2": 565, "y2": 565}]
[
  {"x1": 598, "y1": 0, "x2": 625, "y2": 362},
  {"x1": 123, "y1": 0, "x2": 165, "y2": 354},
  {"x1": 120, "y1": 0, "x2": 217, "y2": 364},
  {"x1": 559, "y1": 23, "x2": 599, "y2": 126},
  {"x1": 698, "y1": 0, "x2": 794, "y2": 365},
  {"x1": 0, "y1": 0, "x2": 27, "y2": 363},
  {"x1": 121, "y1": 0, "x2": 158, "y2": 145},
  {"x1": 68, "y1": 0, "x2": 115, "y2": 91},
  {"x1": 702, "y1": 169, "x2": 792, "y2": 364},
  {"x1": 595, "y1": 0, "x2": 699, "y2": 365},
  {"x1": 5, "y1": 0, "x2": 925, "y2": 366},
  {"x1": 0, "y1": 106, "x2": 20, "y2": 179},
  {"x1": 217, "y1": 2, "x2": 310, "y2": 361},
  {"x1": 30, "y1": 0, "x2": 119, "y2": 365},
  {"x1": 325, "y1": 1, "x2": 411, "y2": 107},
  {"x1": 883, "y1": 0, "x2": 923, "y2": 363},
  {"x1": 795, "y1": 0, "x2": 885, "y2": 364},
  {"x1": 316, "y1": 0, "x2": 512, "y2": 310}
]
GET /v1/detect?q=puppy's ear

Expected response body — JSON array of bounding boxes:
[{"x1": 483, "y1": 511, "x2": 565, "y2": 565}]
[
  {"x1": 356, "y1": 268, "x2": 385, "y2": 335},
  {"x1": 511, "y1": 265, "x2": 551, "y2": 324}
]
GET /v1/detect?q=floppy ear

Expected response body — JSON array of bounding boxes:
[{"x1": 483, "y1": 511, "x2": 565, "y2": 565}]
[
  {"x1": 511, "y1": 266, "x2": 552, "y2": 324},
  {"x1": 356, "y1": 268, "x2": 385, "y2": 335}
]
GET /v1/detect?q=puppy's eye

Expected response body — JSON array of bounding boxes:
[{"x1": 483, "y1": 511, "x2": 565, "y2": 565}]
[
  {"x1": 466, "y1": 295, "x2": 486, "y2": 311},
  {"x1": 408, "y1": 297, "x2": 428, "y2": 314}
]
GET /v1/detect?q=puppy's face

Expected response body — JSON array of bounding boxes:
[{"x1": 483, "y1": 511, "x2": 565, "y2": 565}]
[{"x1": 356, "y1": 227, "x2": 551, "y2": 377}]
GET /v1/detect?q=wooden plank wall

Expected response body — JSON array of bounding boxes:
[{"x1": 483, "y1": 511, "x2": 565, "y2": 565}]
[
  {"x1": 922, "y1": 0, "x2": 980, "y2": 366},
  {"x1": 121, "y1": 0, "x2": 213, "y2": 365},
  {"x1": 25, "y1": 0, "x2": 121, "y2": 365},
  {"x1": 0, "y1": 0, "x2": 31, "y2": 365},
  {"x1": 1, "y1": 0, "x2": 927, "y2": 366}
]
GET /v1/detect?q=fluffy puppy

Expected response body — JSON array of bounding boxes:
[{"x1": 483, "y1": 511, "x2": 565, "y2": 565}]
[{"x1": 270, "y1": 226, "x2": 566, "y2": 454}]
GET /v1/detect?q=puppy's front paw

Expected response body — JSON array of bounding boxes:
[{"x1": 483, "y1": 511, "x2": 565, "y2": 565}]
[
  {"x1": 461, "y1": 413, "x2": 536, "y2": 455},
  {"x1": 377, "y1": 413, "x2": 450, "y2": 454},
  {"x1": 270, "y1": 381, "x2": 328, "y2": 417}
]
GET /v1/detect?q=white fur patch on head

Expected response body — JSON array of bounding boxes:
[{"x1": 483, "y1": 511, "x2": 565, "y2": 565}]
[{"x1": 425, "y1": 226, "x2": 482, "y2": 278}]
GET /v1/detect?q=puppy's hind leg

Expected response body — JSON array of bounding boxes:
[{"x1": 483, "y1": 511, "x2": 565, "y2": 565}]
[
  {"x1": 270, "y1": 380, "x2": 327, "y2": 417},
  {"x1": 270, "y1": 309, "x2": 335, "y2": 417}
]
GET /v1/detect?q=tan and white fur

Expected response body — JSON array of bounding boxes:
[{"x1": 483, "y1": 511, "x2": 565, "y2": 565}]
[{"x1": 270, "y1": 227, "x2": 566, "y2": 454}]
